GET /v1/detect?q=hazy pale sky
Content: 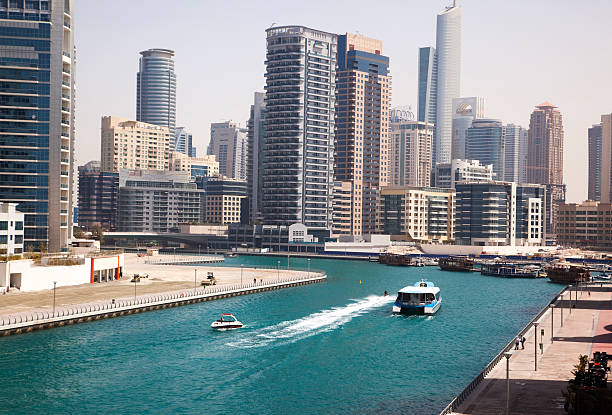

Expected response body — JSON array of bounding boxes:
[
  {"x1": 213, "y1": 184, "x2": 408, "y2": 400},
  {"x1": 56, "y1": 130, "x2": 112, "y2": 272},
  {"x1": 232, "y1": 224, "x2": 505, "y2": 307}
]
[{"x1": 74, "y1": 0, "x2": 612, "y2": 203}]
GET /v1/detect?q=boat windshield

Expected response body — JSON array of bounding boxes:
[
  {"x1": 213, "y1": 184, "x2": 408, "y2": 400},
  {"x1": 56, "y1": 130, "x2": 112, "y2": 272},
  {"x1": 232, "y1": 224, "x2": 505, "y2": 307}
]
[
  {"x1": 220, "y1": 315, "x2": 237, "y2": 322},
  {"x1": 399, "y1": 292, "x2": 436, "y2": 304}
]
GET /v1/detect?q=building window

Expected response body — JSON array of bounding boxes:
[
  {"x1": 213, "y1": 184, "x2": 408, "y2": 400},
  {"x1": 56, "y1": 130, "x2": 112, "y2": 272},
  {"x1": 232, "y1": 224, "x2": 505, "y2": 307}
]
[{"x1": 0, "y1": 221, "x2": 7, "y2": 230}]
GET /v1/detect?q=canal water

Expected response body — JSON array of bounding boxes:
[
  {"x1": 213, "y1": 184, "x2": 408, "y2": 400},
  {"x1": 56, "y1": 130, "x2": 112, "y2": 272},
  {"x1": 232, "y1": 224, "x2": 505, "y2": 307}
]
[{"x1": 0, "y1": 256, "x2": 562, "y2": 414}]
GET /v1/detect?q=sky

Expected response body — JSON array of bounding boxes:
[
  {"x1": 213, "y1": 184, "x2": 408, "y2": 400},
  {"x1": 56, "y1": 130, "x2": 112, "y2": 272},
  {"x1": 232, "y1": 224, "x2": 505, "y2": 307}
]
[{"x1": 73, "y1": 0, "x2": 612, "y2": 203}]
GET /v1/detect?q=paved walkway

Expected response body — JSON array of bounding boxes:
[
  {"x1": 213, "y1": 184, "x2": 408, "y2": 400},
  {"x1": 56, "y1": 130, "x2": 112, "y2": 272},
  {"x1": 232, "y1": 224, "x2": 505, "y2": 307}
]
[{"x1": 452, "y1": 285, "x2": 612, "y2": 415}]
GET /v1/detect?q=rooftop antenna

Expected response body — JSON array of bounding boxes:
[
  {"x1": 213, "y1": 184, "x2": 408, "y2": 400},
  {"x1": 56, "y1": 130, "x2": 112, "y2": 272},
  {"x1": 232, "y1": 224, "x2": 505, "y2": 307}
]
[{"x1": 269, "y1": 22, "x2": 276, "y2": 28}]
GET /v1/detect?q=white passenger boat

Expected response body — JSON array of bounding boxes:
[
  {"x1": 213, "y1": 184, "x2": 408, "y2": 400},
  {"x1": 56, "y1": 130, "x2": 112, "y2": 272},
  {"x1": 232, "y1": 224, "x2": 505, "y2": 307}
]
[
  {"x1": 210, "y1": 313, "x2": 243, "y2": 330},
  {"x1": 392, "y1": 280, "x2": 441, "y2": 315}
]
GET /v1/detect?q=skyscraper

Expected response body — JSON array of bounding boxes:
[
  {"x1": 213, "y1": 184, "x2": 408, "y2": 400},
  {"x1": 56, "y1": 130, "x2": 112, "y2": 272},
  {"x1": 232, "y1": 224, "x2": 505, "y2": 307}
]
[
  {"x1": 600, "y1": 114, "x2": 612, "y2": 203},
  {"x1": 451, "y1": 97, "x2": 485, "y2": 160},
  {"x1": 207, "y1": 121, "x2": 247, "y2": 180},
  {"x1": 174, "y1": 127, "x2": 196, "y2": 157},
  {"x1": 588, "y1": 123, "x2": 602, "y2": 201},
  {"x1": 247, "y1": 92, "x2": 266, "y2": 224},
  {"x1": 262, "y1": 26, "x2": 337, "y2": 230},
  {"x1": 389, "y1": 118, "x2": 433, "y2": 188},
  {"x1": 504, "y1": 124, "x2": 527, "y2": 183},
  {"x1": 466, "y1": 119, "x2": 505, "y2": 179},
  {"x1": 434, "y1": 2, "x2": 462, "y2": 164},
  {"x1": 136, "y1": 48, "x2": 176, "y2": 131},
  {"x1": 77, "y1": 161, "x2": 119, "y2": 231},
  {"x1": 527, "y1": 102, "x2": 565, "y2": 239},
  {"x1": 335, "y1": 33, "x2": 391, "y2": 235},
  {"x1": 0, "y1": 0, "x2": 75, "y2": 251},
  {"x1": 417, "y1": 47, "x2": 437, "y2": 124}
]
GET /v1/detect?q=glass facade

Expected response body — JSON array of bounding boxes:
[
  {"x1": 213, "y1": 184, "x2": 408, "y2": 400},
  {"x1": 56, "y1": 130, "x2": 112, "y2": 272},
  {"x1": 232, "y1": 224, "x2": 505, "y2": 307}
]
[
  {"x1": 0, "y1": 0, "x2": 74, "y2": 250},
  {"x1": 466, "y1": 119, "x2": 505, "y2": 180},
  {"x1": 136, "y1": 49, "x2": 176, "y2": 131}
]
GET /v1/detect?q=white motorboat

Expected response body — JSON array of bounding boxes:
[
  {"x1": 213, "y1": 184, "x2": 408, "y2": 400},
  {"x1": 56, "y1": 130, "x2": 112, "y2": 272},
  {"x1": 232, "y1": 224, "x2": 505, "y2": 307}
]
[
  {"x1": 393, "y1": 280, "x2": 441, "y2": 315},
  {"x1": 211, "y1": 313, "x2": 243, "y2": 330}
]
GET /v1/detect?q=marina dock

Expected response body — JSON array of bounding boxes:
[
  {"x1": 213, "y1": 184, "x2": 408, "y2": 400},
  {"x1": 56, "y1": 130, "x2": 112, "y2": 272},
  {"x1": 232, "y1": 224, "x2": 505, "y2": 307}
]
[
  {"x1": 0, "y1": 272, "x2": 326, "y2": 336},
  {"x1": 442, "y1": 283, "x2": 612, "y2": 415}
]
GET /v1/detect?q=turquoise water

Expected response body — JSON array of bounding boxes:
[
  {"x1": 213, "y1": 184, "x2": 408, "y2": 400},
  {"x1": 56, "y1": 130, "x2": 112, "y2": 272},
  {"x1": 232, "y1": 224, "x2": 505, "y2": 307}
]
[{"x1": 0, "y1": 256, "x2": 562, "y2": 414}]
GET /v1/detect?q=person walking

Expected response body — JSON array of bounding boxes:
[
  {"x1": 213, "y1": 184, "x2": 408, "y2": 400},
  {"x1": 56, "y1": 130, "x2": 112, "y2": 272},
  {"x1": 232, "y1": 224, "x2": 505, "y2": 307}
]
[
  {"x1": 515, "y1": 336, "x2": 520, "y2": 350},
  {"x1": 520, "y1": 335, "x2": 526, "y2": 349}
]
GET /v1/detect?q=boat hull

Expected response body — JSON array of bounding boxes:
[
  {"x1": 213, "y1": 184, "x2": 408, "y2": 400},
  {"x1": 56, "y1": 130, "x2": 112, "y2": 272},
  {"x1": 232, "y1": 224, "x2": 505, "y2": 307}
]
[
  {"x1": 211, "y1": 323, "x2": 243, "y2": 331},
  {"x1": 393, "y1": 300, "x2": 441, "y2": 315}
]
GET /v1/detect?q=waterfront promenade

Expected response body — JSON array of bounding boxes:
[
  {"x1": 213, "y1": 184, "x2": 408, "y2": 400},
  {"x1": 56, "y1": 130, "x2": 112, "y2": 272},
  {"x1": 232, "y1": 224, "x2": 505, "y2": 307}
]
[{"x1": 450, "y1": 284, "x2": 612, "y2": 415}]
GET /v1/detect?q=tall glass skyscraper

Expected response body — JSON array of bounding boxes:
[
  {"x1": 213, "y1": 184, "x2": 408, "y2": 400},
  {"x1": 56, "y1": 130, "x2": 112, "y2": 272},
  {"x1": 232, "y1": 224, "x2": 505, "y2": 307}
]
[
  {"x1": 417, "y1": 47, "x2": 437, "y2": 124},
  {"x1": 136, "y1": 48, "x2": 176, "y2": 131},
  {"x1": 262, "y1": 26, "x2": 337, "y2": 230},
  {"x1": 434, "y1": 3, "x2": 462, "y2": 165},
  {"x1": 174, "y1": 127, "x2": 195, "y2": 157},
  {"x1": 466, "y1": 119, "x2": 505, "y2": 180},
  {"x1": 0, "y1": 0, "x2": 75, "y2": 251}
]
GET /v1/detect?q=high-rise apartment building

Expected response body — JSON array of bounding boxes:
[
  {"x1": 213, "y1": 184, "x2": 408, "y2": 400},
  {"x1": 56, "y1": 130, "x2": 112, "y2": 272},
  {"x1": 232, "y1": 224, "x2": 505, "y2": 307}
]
[
  {"x1": 389, "y1": 120, "x2": 433, "y2": 188},
  {"x1": 247, "y1": 92, "x2": 266, "y2": 224},
  {"x1": 262, "y1": 26, "x2": 337, "y2": 230},
  {"x1": 518, "y1": 126, "x2": 529, "y2": 184},
  {"x1": 205, "y1": 177, "x2": 248, "y2": 225},
  {"x1": 417, "y1": 47, "x2": 437, "y2": 124},
  {"x1": 503, "y1": 124, "x2": 526, "y2": 183},
  {"x1": 174, "y1": 127, "x2": 196, "y2": 157},
  {"x1": 588, "y1": 123, "x2": 602, "y2": 201},
  {"x1": 136, "y1": 48, "x2": 176, "y2": 131},
  {"x1": 335, "y1": 33, "x2": 391, "y2": 235},
  {"x1": 207, "y1": 121, "x2": 247, "y2": 180},
  {"x1": 77, "y1": 161, "x2": 119, "y2": 231},
  {"x1": 466, "y1": 119, "x2": 505, "y2": 179},
  {"x1": 451, "y1": 97, "x2": 484, "y2": 160},
  {"x1": 527, "y1": 102, "x2": 565, "y2": 238},
  {"x1": 600, "y1": 114, "x2": 612, "y2": 203},
  {"x1": 434, "y1": 2, "x2": 462, "y2": 164},
  {"x1": 100, "y1": 116, "x2": 171, "y2": 172},
  {"x1": 0, "y1": 0, "x2": 75, "y2": 251}
]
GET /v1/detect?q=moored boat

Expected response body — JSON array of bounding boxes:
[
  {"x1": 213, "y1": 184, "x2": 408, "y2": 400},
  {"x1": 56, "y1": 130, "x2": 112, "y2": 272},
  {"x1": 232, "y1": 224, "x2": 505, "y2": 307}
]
[
  {"x1": 439, "y1": 256, "x2": 474, "y2": 272},
  {"x1": 379, "y1": 253, "x2": 413, "y2": 266},
  {"x1": 211, "y1": 313, "x2": 243, "y2": 330},
  {"x1": 480, "y1": 262, "x2": 541, "y2": 278},
  {"x1": 393, "y1": 280, "x2": 441, "y2": 315},
  {"x1": 547, "y1": 263, "x2": 591, "y2": 284}
]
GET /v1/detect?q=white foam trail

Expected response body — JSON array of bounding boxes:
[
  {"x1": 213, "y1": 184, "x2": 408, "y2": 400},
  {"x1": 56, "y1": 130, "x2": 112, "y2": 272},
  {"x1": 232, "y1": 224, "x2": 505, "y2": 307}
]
[{"x1": 227, "y1": 295, "x2": 394, "y2": 348}]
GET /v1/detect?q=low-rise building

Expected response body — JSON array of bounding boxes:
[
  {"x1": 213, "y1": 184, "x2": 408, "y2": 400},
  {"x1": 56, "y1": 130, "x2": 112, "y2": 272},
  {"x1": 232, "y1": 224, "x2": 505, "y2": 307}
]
[
  {"x1": 455, "y1": 181, "x2": 545, "y2": 246},
  {"x1": 0, "y1": 203, "x2": 24, "y2": 255},
  {"x1": 557, "y1": 201, "x2": 612, "y2": 250},
  {"x1": 170, "y1": 151, "x2": 219, "y2": 179},
  {"x1": 78, "y1": 161, "x2": 119, "y2": 231},
  {"x1": 378, "y1": 186, "x2": 455, "y2": 243},
  {"x1": 205, "y1": 177, "x2": 248, "y2": 225},
  {"x1": 434, "y1": 158, "x2": 494, "y2": 188},
  {"x1": 117, "y1": 170, "x2": 205, "y2": 232}
]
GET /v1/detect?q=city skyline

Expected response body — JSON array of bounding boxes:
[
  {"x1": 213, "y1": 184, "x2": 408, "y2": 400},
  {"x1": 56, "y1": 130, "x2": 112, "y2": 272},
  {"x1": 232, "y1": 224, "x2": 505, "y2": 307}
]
[{"x1": 73, "y1": 0, "x2": 612, "y2": 203}]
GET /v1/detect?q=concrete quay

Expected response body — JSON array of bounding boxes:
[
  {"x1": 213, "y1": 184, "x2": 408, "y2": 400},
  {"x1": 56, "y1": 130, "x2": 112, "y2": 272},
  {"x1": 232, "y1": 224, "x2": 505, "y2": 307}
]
[
  {"x1": 445, "y1": 284, "x2": 612, "y2": 415},
  {"x1": 0, "y1": 273, "x2": 326, "y2": 337}
]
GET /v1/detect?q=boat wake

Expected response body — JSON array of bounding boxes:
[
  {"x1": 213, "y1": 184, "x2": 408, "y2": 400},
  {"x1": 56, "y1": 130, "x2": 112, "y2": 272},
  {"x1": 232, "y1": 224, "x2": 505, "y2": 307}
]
[{"x1": 226, "y1": 295, "x2": 394, "y2": 348}]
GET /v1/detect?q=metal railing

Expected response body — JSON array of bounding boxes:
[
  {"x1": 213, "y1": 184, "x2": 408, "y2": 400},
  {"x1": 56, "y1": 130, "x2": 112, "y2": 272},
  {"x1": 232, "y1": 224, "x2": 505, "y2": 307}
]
[
  {"x1": 0, "y1": 272, "x2": 326, "y2": 329},
  {"x1": 438, "y1": 286, "x2": 566, "y2": 415}
]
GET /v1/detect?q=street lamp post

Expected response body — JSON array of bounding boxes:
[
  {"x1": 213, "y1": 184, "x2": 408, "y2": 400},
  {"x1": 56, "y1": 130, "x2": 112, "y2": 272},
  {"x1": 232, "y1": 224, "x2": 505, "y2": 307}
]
[
  {"x1": 569, "y1": 286, "x2": 573, "y2": 314},
  {"x1": 534, "y1": 322, "x2": 539, "y2": 371},
  {"x1": 308, "y1": 258, "x2": 311, "y2": 278},
  {"x1": 277, "y1": 260, "x2": 280, "y2": 279},
  {"x1": 241, "y1": 264, "x2": 243, "y2": 286},
  {"x1": 561, "y1": 293, "x2": 564, "y2": 327},
  {"x1": 198, "y1": 244, "x2": 201, "y2": 256},
  {"x1": 134, "y1": 279, "x2": 137, "y2": 300},
  {"x1": 287, "y1": 251, "x2": 290, "y2": 270},
  {"x1": 52, "y1": 281, "x2": 57, "y2": 316},
  {"x1": 194, "y1": 269, "x2": 197, "y2": 291},
  {"x1": 504, "y1": 352, "x2": 512, "y2": 415},
  {"x1": 550, "y1": 304, "x2": 554, "y2": 343}
]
